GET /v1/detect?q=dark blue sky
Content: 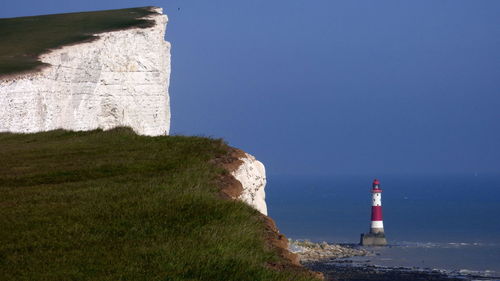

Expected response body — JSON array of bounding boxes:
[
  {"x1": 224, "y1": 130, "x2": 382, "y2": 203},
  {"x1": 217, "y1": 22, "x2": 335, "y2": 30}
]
[{"x1": 2, "y1": 1, "x2": 499, "y2": 176}]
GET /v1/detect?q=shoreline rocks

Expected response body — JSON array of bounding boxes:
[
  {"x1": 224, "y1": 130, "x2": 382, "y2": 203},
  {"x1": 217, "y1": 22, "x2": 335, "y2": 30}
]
[
  {"x1": 291, "y1": 240, "x2": 493, "y2": 280},
  {"x1": 289, "y1": 239, "x2": 369, "y2": 263}
]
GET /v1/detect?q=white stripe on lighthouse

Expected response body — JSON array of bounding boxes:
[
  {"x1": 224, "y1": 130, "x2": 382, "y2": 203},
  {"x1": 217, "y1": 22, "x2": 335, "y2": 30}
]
[
  {"x1": 372, "y1": 193, "x2": 382, "y2": 206},
  {"x1": 371, "y1": 220, "x2": 384, "y2": 228}
]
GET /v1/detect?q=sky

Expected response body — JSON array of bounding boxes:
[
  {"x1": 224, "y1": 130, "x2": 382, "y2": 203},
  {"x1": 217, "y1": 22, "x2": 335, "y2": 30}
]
[{"x1": 2, "y1": 1, "x2": 500, "y2": 176}]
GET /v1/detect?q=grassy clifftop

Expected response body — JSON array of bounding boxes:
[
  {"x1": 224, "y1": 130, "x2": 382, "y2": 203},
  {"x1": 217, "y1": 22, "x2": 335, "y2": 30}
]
[
  {"x1": 0, "y1": 7, "x2": 158, "y2": 78},
  {"x1": 0, "y1": 128, "x2": 318, "y2": 281}
]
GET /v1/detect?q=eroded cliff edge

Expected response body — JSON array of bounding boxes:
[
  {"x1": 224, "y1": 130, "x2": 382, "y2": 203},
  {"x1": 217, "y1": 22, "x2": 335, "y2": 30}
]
[
  {"x1": 0, "y1": 7, "x2": 170, "y2": 136},
  {"x1": 215, "y1": 148, "x2": 324, "y2": 280}
]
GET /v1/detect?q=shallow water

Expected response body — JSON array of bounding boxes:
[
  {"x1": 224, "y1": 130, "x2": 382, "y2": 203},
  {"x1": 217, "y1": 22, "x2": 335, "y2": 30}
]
[{"x1": 267, "y1": 174, "x2": 500, "y2": 276}]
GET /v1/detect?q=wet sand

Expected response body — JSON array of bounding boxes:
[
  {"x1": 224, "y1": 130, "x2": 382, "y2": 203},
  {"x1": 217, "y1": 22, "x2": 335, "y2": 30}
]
[{"x1": 305, "y1": 261, "x2": 467, "y2": 281}]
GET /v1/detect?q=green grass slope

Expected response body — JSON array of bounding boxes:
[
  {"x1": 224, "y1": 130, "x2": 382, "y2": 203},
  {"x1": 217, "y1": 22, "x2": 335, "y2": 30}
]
[
  {"x1": 0, "y1": 7, "x2": 157, "y2": 78},
  {"x1": 0, "y1": 128, "x2": 317, "y2": 281}
]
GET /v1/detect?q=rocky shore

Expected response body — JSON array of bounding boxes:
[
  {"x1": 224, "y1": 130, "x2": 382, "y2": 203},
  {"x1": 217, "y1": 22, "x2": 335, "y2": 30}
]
[
  {"x1": 288, "y1": 240, "x2": 486, "y2": 281},
  {"x1": 289, "y1": 240, "x2": 369, "y2": 262}
]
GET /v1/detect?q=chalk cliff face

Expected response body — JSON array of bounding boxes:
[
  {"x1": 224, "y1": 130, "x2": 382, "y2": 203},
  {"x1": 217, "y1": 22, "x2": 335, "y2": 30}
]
[
  {"x1": 0, "y1": 8, "x2": 170, "y2": 136},
  {"x1": 231, "y1": 152, "x2": 268, "y2": 216}
]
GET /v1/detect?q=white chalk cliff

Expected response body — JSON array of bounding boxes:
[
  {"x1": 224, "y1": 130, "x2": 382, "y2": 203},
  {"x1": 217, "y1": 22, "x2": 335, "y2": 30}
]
[
  {"x1": 231, "y1": 153, "x2": 268, "y2": 216},
  {"x1": 0, "y1": 8, "x2": 170, "y2": 136}
]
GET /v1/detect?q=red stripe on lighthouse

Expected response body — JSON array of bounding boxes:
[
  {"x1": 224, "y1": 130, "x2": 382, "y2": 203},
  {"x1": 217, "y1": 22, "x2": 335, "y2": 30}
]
[{"x1": 371, "y1": 206, "x2": 383, "y2": 221}]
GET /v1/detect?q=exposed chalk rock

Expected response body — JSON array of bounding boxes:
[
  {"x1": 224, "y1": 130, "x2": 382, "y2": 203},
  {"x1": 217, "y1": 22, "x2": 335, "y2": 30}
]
[
  {"x1": 289, "y1": 240, "x2": 369, "y2": 262},
  {"x1": 0, "y1": 7, "x2": 171, "y2": 136},
  {"x1": 231, "y1": 152, "x2": 268, "y2": 215}
]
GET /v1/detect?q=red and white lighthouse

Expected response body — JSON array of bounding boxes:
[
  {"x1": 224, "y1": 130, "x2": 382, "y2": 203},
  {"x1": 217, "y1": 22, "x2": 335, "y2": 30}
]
[
  {"x1": 360, "y1": 179, "x2": 388, "y2": 246},
  {"x1": 370, "y1": 179, "x2": 384, "y2": 234}
]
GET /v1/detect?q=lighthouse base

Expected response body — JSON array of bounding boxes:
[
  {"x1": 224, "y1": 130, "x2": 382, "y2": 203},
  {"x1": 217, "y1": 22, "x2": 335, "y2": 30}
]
[{"x1": 360, "y1": 233, "x2": 387, "y2": 246}]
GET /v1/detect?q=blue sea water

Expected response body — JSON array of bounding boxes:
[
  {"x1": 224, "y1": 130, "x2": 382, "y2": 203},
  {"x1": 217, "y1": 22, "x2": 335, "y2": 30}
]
[{"x1": 267, "y1": 174, "x2": 500, "y2": 277}]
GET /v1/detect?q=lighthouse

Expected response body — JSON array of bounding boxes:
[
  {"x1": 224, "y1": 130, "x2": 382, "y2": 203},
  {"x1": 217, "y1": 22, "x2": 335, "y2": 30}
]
[{"x1": 360, "y1": 179, "x2": 388, "y2": 246}]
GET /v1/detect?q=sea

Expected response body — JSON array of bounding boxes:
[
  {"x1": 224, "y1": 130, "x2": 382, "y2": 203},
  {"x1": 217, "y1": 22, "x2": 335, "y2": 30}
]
[{"x1": 266, "y1": 174, "x2": 500, "y2": 279}]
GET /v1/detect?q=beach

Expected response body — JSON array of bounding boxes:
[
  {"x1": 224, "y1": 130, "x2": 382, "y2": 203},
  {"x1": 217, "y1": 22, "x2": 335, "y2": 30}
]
[{"x1": 289, "y1": 240, "x2": 499, "y2": 281}]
